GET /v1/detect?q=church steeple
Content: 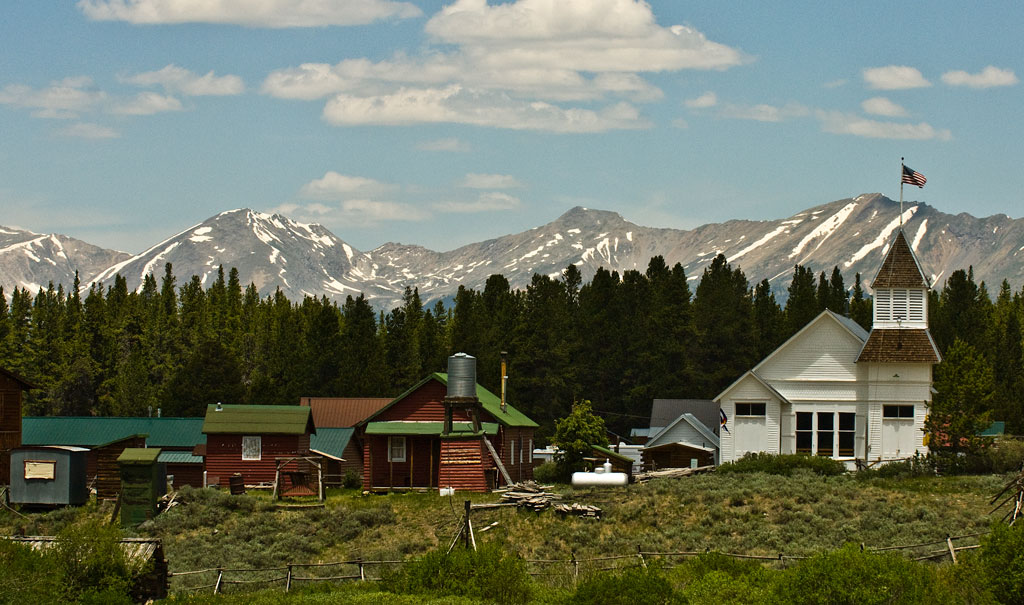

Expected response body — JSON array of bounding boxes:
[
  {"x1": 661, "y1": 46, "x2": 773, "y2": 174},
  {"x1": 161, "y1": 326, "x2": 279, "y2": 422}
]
[{"x1": 857, "y1": 229, "x2": 940, "y2": 363}]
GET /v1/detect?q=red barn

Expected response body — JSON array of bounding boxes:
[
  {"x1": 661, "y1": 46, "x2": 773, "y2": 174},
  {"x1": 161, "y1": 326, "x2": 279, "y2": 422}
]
[
  {"x1": 1, "y1": 367, "x2": 35, "y2": 485},
  {"x1": 359, "y1": 373, "x2": 538, "y2": 493},
  {"x1": 201, "y1": 405, "x2": 315, "y2": 486}
]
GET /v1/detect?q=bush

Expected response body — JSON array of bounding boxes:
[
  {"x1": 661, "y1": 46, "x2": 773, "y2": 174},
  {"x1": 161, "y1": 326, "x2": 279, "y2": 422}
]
[
  {"x1": 0, "y1": 537, "x2": 64, "y2": 603},
  {"x1": 342, "y1": 469, "x2": 362, "y2": 489},
  {"x1": 717, "y1": 453, "x2": 846, "y2": 477},
  {"x1": 53, "y1": 520, "x2": 136, "y2": 604},
  {"x1": 670, "y1": 553, "x2": 773, "y2": 605},
  {"x1": 385, "y1": 543, "x2": 532, "y2": 604},
  {"x1": 532, "y1": 461, "x2": 563, "y2": 484},
  {"x1": 772, "y1": 544, "x2": 936, "y2": 605},
  {"x1": 981, "y1": 437, "x2": 1024, "y2": 473},
  {"x1": 978, "y1": 522, "x2": 1024, "y2": 603},
  {"x1": 570, "y1": 565, "x2": 681, "y2": 605},
  {"x1": 857, "y1": 452, "x2": 935, "y2": 479}
]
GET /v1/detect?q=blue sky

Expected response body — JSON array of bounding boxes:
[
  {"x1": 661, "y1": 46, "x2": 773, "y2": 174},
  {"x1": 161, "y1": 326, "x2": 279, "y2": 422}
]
[{"x1": 1, "y1": 1, "x2": 1020, "y2": 254}]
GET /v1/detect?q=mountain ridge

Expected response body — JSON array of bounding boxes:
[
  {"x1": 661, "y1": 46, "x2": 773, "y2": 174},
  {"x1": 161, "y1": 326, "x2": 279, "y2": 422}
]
[{"x1": 3, "y1": 195, "x2": 1023, "y2": 309}]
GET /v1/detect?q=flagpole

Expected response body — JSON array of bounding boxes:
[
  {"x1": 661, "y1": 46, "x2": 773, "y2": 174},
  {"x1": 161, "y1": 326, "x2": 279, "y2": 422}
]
[{"x1": 899, "y1": 157, "x2": 905, "y2": 229}]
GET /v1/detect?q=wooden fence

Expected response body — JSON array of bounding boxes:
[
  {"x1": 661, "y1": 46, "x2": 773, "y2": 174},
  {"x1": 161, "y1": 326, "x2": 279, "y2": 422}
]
[{"x1": 167, "y1": 531, "x2": 988, "y2": 595}]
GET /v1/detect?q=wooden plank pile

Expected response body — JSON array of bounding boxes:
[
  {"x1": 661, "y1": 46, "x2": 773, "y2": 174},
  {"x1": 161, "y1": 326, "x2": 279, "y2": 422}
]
[
  {"x1": 553, "y1": 502, "x2": 602, "y2": 519},
  {"x1": 633, "y1": 465, "x2": 715, "y2": 483},
  {"x1": 499, "y1": 481, "x2": 562, "y2": 511}
]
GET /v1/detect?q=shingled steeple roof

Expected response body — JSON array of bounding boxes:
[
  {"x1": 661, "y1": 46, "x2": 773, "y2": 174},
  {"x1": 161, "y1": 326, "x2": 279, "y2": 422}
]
[{"x1": 871, "y1": 229, "x2": 929, "y2": 289}]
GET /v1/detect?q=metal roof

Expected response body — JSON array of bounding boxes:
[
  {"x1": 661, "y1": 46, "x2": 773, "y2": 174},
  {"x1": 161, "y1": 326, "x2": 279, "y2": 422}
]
[
  {"x1": 157, "y1": 450, "x2": 203, "y2": 464},
  {"x1": 310, "y1": 427, "x2": 355, "y2": 460},
  {"x1": 365, "y1": 421, "x2": 499, "y2": 436},
  {"x1": 649, "y1": 399, "x2": 719, "y2": 435},
  {"x1": 300, "y1": 397, "x2": 392, "y2": 428},
  {"x1": 117, "y1": 447, "x2": 162, "y2": 464},
  {"x1": 365, "y1": 373, "x2": 538, "y2": 428},
  {"x1": 21, "y1": 417, "x2": 206, "y2": 448},
  {"x1": 591, "y1": 444, "x2": 634, "y2": 464},
  {"x1": 202, "y1": 404, "x2": 315, "y2": 435}
]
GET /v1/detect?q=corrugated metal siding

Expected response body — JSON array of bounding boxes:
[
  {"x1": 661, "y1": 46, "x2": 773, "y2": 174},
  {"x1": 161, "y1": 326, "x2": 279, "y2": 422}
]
[
  {"x1": 204, "y1": 434, "x2": 306, "y2": 485},
  {"x1": 438, "y1": 439, "x2": 488, "y2": 492}
]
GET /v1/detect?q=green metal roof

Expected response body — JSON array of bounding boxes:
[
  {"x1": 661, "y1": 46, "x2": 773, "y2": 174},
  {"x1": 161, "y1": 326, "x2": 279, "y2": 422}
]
[
  {"x1": 202, "y1": 404, "x2": 315, "y2": 435},
  {"x1": 157, "y1": 450, "x2": 204, "y2": 464},
  {"x1": 117, "y1": 447, "x2": 162, "y2": 464},
  {"x1": 310, "y1": 427, "x2": 355, "y2": 460},
  {"x1": 979, "y1": 421, "x2": 1006, "y2": 437},
  {"x1": 365, "y1": 421, "x2": 499, "y2": 436},
  {"x1": 591, "y1": 444, "x2": 633, "y2": 464},
  {"x1": 366, "y1": 373, "x2": 538, "y2": 428},
  {"x1": 22, "y1": 417, "x2": 206, "y2": 448}
]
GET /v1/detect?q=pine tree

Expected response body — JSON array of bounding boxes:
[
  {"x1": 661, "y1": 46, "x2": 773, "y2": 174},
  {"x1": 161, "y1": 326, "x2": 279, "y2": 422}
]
[
  {"x1": 849, "y1": 273, "x2": 872, "y2": 330},
  {"x1": 752, "y1": 279, "x2": 784, "y2": 358},
  {"x1": 784, "y1": 265, "x2": 818, "y2": 338},
  {"x1": 693, "y1": 255, "x2": 756, "y2": 398}
]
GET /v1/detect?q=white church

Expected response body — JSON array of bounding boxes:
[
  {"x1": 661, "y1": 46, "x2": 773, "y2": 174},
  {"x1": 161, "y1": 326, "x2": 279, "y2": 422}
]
[{"x1": 716, "y1": 229, "x2": 941, "y2": 467}]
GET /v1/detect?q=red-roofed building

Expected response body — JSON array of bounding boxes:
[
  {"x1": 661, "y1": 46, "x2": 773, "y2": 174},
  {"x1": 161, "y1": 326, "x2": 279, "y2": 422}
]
[{"x1": 300, "y1": 397, "x2": 392, "y2": 483}]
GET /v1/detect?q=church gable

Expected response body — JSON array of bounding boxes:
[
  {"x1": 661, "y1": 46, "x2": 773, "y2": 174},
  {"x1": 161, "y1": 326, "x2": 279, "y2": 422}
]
[{"x1": 755, "y1": 312, "x2": 866, "y2": 383}]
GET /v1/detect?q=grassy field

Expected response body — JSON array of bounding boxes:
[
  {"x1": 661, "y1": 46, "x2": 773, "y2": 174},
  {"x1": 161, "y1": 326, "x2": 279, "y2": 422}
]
[{"x1": 1, "y1": 468, "x2": 1012, "y2": 599}]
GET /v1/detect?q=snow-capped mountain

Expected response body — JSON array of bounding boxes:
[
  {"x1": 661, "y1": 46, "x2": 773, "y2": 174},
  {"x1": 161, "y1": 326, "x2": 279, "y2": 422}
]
[
  {"x1": 0, "y1": 226, "x2": 130, "y2": 295},
  {"x1": 3, "y1": 194, "x2": 1023, "y2": 309}
]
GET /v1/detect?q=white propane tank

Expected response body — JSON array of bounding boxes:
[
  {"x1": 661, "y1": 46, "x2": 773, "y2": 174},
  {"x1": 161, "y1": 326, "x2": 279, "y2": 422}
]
[{"x1": 571, "y1": 459, "x2": 628, "y2": 487}]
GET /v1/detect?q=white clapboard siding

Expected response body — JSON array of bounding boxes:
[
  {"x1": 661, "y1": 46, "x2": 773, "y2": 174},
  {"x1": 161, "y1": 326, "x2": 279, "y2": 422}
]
[{"x1": 757, "y1": 318, "x2": 863, "y2": 383}]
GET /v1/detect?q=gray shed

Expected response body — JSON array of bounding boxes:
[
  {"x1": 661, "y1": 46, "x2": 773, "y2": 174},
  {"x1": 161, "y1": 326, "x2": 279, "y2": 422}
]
[{"x1": 8, "y1": 446, "x2": 89, "y2": 506}]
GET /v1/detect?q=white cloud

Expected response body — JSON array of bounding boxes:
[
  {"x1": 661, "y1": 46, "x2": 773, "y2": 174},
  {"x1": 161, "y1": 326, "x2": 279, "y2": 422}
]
[
  {"x1": 433, "y1": 192, "x2": 521, "y2": 213},
  {"x1": 299, "y1": 172, "x2": 398, "y2": 199},
  {"x1": 110, "y1": 91, "x2": 184, "y2": 115},
  {"x1": 941, "y1": 66, "x2": 1018, "y2": 89},
  {"x1": 416, "y1": 137, "x2": 470, "y2": 152},
  {"x1": 460, "y1": 173, "x2": 524, "y2": 189},
  {"x1": 719, "y1": 102, "x2": 809, "y2": 122},
  {"x1": 817, "y1": 111, "x2": 952, "y2": 140},
  {"x1": 262, "y1": 0, "x2": 746, "y2": 132},
  {"x1": 322, "y1": 85, "x2": 650, "y2": 132},
  {"x1": 860, "y1": 96, "x2": 908, "y2": 117},
  {"x1": 57, "y1": 122, "x2": 120, "y2": 138},
  {"x1": 823, "y1": 79, "x2": 847, "y2": 89},
  {"x1": 124, "y1": 65, "x2": 244, "y2": 96},
  {"x1": 862, "y1": 65, "x2": 931, "y2": 90},
  {"x1": 77, "y1": 0, "x2": 422, "y2": 27},
  {"x1": 269, "y1": 199, "x2": 430, "y2": 226},
  {"x1": 0, "y1": 77, "x2": 107, "y2": 118},
  {"x1": 685, "y1": 91, "x2": 717, "y2": 108},
  {"x1": 424, "y1": 0, "x2": 747, "y2": 72},
  {"x1": 671, "y1": 117, "x2": 688, "y2": 129}
]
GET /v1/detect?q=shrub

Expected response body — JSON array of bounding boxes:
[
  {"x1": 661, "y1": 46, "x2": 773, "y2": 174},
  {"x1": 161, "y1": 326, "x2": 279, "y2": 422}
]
[
  {"x1": 857, "y1": 452, "x2": 935, "y2": 479},
  {"x1": 570, "y1": 565, "x2": 681, "y2": 605},
  {"x1": 532, "y1": 461, "x2": 563, "y2": 484},
  {"x1": 385, "y1": 543, "x2": 532, "y2": 604},
  {"x1": 52, "y1": 520, "x2": 136, "y2": 604},
  {"x1": 981, "y1": 437, "x2": 1024, "y2": 473},
  {"x1": 342, "y1": 469, "x2": 362, "y2": 489},
  {"x1": 0, "y1": 537, "x2": 65, "y2": 603},
  {"x1": 670, "y1": 553, "x2": 773, "y2": 605},
  {"x1": 717, "y1": 453, "x2": 846, "y2": 477},
  {"x1": 772, "y1": 544, "x2": 936, "y2": 605},
  {"x1": 978, "y1": 521, "x2": 1024, "y2": 603}
]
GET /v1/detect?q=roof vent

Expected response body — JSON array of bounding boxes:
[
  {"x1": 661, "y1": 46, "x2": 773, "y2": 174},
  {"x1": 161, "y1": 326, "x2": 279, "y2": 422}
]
[
  {"x1": 447, "y1": 353, "x2": 477, "y2": 399},
  {"x1": 215, "y1": 402, "x2": 223, "y2": 412}
]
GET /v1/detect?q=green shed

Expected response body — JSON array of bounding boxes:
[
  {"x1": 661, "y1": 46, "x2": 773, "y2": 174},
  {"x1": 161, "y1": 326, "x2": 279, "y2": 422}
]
[{"x1": 118, "y1": 448, "x2": 165, "y2": 527}]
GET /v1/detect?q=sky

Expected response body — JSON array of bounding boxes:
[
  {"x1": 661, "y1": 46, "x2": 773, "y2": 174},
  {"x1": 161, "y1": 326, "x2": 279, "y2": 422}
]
[{"x1": 1, "y1": 1, "x2": 1021, "y2": 255}]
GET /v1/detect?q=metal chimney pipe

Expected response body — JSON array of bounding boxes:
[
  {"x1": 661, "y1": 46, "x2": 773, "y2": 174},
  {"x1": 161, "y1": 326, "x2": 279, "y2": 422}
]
[{"x1": 500, "y1": 351, "x2": 508, "y2": 413}]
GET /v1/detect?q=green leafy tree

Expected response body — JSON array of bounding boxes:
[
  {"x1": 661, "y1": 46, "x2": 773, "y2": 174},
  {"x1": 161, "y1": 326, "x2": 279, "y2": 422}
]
[
  {"x1": 553, "y1": 399, "x2": 606, "y2": 478},
  {"x1": 926, "y1": 339, "x2": 994, "y2": 461}
]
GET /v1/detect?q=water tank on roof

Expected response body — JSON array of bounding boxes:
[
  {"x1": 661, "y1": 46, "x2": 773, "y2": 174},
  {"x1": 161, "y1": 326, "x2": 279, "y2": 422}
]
[{"x1": 447, "y1": 353, "x2": 477, "y2": 399}]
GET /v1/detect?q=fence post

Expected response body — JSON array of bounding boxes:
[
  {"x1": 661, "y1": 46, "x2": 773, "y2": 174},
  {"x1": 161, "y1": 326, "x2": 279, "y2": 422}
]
[
  {"x1": 571, "y1": 550, "x2": 578, "y2": 587},
  {"x1": 285, "y1": 564, "x2": 292, "y2": 592},
  {"x1": 637, "y1": 545, "x2": 647, "y2": 569},
  {"x1": 214, "y1": 568, "x2": 223, "y2": 594},
  {"x1": 358, "y1": 558, "x2": 365, "y2": 581},
  {"x1": 464, "y1": 500, "x2": 472, "y2": 550},
  {"x1": 946, "y1": 535, "x2": 958, "y2": 564}
]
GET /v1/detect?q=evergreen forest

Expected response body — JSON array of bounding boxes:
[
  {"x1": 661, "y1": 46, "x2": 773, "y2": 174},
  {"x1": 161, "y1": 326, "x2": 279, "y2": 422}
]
[{"x1": 1, "y1": 255, "x2": 1021, "y2": 442}]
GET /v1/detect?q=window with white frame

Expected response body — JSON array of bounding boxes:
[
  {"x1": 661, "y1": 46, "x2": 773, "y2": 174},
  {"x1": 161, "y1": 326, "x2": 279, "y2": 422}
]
[
  {"x1": 388, "y1": 436, "x2": 406, "y2": 462},
  {"x1": 241, "y1": 436, "x2": 261, "y2": 461},
  {"x1": 795, "y1": 411, "x2": 856, "y2": 458},
  {"x1": 735, "y1": 402, "x2": 767, "y2": 416}
]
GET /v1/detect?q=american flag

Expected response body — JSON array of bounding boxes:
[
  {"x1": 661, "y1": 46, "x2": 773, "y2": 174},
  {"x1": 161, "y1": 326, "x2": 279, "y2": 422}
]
[{"x1": 902, "y1": 164, "x2": 927, "y2": 188}]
